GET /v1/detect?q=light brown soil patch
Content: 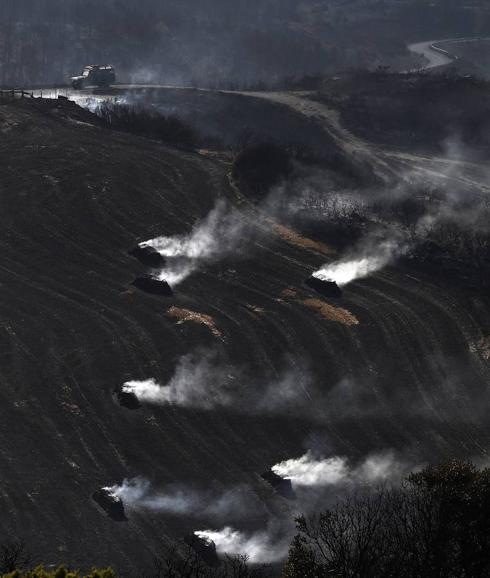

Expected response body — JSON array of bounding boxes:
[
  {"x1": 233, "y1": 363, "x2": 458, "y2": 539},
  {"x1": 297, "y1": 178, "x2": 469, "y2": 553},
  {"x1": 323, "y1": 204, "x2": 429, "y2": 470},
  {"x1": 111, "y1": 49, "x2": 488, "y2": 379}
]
[
  {"x1": 266, "y1": 219, "x2": 335, "y2": 255},
  {"x1": 281, "y1": 287, "x2": 298, "y2": 299},
  {"x1": 302, "y1": 298, "x2": 359, "y2": 326},
  {"x1": 119, "y1": 288, "x2": 136, "y2": 300},
  {"x1": 166, "y1": 306, "x2": 222, "y2": 338},
  {"x1": 62, "y1": 402, "x2": 83, "y2": 417}
]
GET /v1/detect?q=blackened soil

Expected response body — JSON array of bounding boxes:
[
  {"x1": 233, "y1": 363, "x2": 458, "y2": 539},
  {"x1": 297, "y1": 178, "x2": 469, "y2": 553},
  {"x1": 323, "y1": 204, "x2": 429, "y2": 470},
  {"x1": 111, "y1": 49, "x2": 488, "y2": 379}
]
[{"x1": 0, "y1": 98, "x2": 488, "y2": 571}]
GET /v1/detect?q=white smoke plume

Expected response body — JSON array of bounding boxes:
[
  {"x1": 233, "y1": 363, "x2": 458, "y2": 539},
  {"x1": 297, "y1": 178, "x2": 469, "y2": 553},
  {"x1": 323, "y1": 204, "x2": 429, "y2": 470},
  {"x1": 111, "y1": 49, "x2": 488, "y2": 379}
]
[
  {"x1": 313, "y1": 234, "x2": 409, "y2": 287},
  {"x1": 194, "y1": 527, "x2": 289, "y2": 564},
  {"x1": 122, "y1": 351, "x2": 310, "y2": 413},
  {"x1": 290, "y1": 136, "x2": 490, "y2": 290},
  {"x1": 107, "y1": 478, "x2": 261, "y2": 518},
  {"x1": 122, "y1": 351, "x2": 234, "y2": 410},
  {"x1": 272, "y1": 451, "x2": 411, "y2": 488},
  {"x1": 256, "y1": 362, "x2": 312, "y2": 413},
  {"x1": 140, "y1": 200, "x2": 250, "y2": 286}
]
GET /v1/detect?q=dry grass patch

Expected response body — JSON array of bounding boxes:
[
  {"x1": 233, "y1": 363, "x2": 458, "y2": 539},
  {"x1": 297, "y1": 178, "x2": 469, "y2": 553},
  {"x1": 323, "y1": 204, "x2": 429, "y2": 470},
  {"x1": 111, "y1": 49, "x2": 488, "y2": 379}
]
[
  {"x1": 281, "y1": 287, "x2": 298, "y2": 299},
  {"x1": 166, "y1": 306, "x2": 222, "y2": 338},
  {"x1": 120, "y1": 288, "x2": 136, "y2": 300},
  {"x1": 471, "y1": 336, "x2": 490, "y2": 361},
  {"x1": 302, "y1": 298, "x2": 359, "y2": 326},
  {"x1": 266, "y1": 218, "x2": 335, "y2": 255}
]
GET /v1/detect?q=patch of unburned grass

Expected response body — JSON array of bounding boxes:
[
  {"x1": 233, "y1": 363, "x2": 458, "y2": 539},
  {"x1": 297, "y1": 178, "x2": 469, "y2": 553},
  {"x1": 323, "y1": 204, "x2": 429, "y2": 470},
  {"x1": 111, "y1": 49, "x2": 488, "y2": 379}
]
[
  {"x1": 301, "y1": 298, "x2": 359, "y2": 326},
  {"x1": 267, "y1": 218, "x2": 335, "y2": 255},
  {"x1": 166, "y1": 306, "x2": 222, "y2": 338},
  {"x1": 281, "y1": 287, "x2": 298, "y2": 299},
  {"x1": 471, "y1": 336, "x2": 490, "y2": 361}
]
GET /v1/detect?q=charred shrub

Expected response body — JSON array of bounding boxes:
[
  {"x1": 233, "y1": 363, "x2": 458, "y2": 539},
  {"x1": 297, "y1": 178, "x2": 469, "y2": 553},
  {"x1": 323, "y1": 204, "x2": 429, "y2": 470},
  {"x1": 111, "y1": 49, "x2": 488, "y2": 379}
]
[
  {"x1": 232, "y1": 143, "x2": 293, "y2": 200},
  {"x1": 284, "y1": 460, "x2": 490, "y2": 578},
  {"x1": 0, "y1": 539, "x2": 30, "y2": 573},
  {"x1": 154, "y1": 543, "x2": 272, "y2": 578},
  {"x1": 96, "y1": 103, "x2": 199, "y2": 150},
  {"x1": 325, "y1": 72, "x2": 490, "y2": 152}
]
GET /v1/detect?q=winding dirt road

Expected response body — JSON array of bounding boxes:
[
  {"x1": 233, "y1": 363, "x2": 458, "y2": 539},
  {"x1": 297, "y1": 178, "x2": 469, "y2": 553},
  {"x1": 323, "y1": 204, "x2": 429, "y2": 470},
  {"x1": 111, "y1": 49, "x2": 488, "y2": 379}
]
[
  {"x1": 408, "y1": 40, "x2": 456, "y2": 70},
  {"x1": 407, "y1": 36, "x2": 490, "y2": 72},
  {"x1": 239, "y1": 90, "x2": 490, "y2": 197}
]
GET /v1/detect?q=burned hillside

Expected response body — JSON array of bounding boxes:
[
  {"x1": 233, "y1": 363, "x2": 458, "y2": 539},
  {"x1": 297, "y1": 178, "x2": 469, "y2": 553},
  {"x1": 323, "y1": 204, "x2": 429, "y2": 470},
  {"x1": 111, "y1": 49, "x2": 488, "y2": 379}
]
[
  {"x1": 0, "y1": 91, "x2": 488, "y2": 571},
  {"x1": 315, "y1": 71, "x2": 490, "y2": 153}
]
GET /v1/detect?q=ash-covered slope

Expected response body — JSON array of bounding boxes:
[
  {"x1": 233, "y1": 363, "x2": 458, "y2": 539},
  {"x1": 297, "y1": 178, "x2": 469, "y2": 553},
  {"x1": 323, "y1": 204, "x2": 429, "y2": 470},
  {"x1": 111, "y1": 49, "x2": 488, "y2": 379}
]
[{"x1": 0, "y1": 97, "x2": 488, "y2": 570}]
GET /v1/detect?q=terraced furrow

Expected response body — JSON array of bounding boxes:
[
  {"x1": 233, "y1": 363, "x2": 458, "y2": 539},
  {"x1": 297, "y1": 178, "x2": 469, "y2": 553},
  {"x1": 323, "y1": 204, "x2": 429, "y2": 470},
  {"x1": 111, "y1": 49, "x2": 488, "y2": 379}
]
[{"x1": 0, "y1": 98, "x2": 488, "y2": 570}]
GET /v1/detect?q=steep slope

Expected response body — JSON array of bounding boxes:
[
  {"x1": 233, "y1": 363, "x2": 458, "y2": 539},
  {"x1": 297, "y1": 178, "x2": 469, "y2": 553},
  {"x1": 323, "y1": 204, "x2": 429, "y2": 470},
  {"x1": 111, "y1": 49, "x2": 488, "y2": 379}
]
[{"x1": 0, "y1": 97, "x2": 488, "y2": 570}]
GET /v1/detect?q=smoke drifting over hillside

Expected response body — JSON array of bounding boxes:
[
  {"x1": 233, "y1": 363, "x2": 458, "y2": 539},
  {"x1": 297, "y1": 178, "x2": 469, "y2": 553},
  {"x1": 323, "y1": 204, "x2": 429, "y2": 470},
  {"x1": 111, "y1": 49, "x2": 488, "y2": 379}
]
[
  {"x1": 313, "y1": 235, "x2": 409, "y2": 286},
  {"x1": 302, "y1": 143, "x2": 490, "y2": 287},
  {"x1": 122, "y1": 350, "x2": 234, "y2": 410},
  {"x1": 143, "y1": 201, "x2": 245, "y2": 260},
  {"x1": 141, "y1": 201, "x2": 250, "y2": 286},
  {"x1": 195, "y1": 527, "x2": 289, "y2": 564},
  {"x1": 107, "y1": 478, "x2": 262, "y2": 519},
  {"x1": 272, "y1": 451, "x2": 414, "y2": 487},
  {"x1": 122, "y1": 350, "x2": 310, "y2": 414}
]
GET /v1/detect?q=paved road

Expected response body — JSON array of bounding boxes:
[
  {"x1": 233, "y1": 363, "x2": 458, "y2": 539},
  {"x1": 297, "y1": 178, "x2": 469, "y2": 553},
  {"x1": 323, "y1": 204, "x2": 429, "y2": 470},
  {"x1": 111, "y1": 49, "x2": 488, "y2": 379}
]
[
  {"x1": 407, "y1": 40, "x2": 456, "y2": 70},
  {"x1": 408, "y1": 36, "x2": 490, "y2": 72}
]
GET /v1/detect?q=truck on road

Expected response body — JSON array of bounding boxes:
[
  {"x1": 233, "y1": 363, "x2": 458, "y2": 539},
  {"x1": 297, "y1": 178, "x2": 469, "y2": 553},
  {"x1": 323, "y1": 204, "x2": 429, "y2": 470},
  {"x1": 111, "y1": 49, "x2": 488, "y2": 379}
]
[{"x1": 71, "y1": 65, "x2": 116, "y2": 89}]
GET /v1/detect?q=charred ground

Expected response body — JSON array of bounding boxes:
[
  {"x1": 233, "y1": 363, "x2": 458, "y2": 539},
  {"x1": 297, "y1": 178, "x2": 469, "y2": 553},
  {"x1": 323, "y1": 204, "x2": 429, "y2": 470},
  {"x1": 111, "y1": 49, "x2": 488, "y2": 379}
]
[
  {"x1": 0, "y1": 86, "x2": 489, "y2": 571},
  {"x1": 315, "y1": 71, "x2": 490, "y2": 154}
]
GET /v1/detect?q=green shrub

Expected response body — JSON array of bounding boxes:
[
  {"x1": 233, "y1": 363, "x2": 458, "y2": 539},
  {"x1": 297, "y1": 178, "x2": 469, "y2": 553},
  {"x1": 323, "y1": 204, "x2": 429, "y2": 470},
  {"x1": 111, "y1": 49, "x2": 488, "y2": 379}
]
[{"x1": 2, "y1": 566, "x2": 116, "y2": 578}]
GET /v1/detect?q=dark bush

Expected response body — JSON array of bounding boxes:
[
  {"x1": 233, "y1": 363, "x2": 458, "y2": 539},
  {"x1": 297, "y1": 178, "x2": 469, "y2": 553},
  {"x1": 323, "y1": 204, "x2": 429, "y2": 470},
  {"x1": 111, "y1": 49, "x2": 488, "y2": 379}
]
[
  {"x1": 232, "y1": 143, "x2": 293, "y2": 200},
  {"x1": 322, "y1": 72, "x2": 490, "y2": 152},
  {"x1": 96, "y1": 103, "x2": 200, "y2": 150},
  {"x1": 282, "y1": 460, "x2": 490, "y2": 578},
  {"x1": 0, "y1": 540, "x2": 30, "y2": 574},
  {"x1": 3, "y1": 460, "x2": 490, "y2": 578},
  {"x1": 154, "y1": 545, "x2": 272, "y2": 578}
]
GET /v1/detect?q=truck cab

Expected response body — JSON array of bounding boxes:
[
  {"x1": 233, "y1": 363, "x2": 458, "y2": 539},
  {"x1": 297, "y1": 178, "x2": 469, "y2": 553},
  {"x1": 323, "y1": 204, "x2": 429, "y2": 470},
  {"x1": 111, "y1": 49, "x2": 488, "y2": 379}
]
[{"x1": 71, "y1": 65, "x2": 116, "y2": 90}]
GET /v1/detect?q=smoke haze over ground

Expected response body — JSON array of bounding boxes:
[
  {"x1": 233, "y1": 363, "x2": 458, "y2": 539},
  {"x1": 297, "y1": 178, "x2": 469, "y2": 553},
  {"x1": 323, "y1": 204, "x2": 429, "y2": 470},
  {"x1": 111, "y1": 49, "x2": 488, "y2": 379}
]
[
  {"x1": 140, "y1": 201, "x2": 251, "y2": 286},
  {"x1": 5, "y1": 1, "x2": 490, "y2": 87},
  {"x1": 272, "y1": 451, "x2": 416, "y2": 488},
  {"x1": 122, "y1": 350, "x2": 236, "y2": 410},
  {"x1": 1, "y1": 2, "x2": 490, "y2": 572},
  {"x1": 195, "y1": 527, "x2": 290, "y2": 564},
  {"x1": 313, "y1": 233, "x2": 410, "y2": 287},
  {"x1": 122, "y1": 350, "x2": 311, "y2": 414},
  {"x1": 107, "y1": 478, "x2": 264, "y2": 519},
  {"x1": 284, "y1": 135, "x2": 490, "y2": 286}
]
